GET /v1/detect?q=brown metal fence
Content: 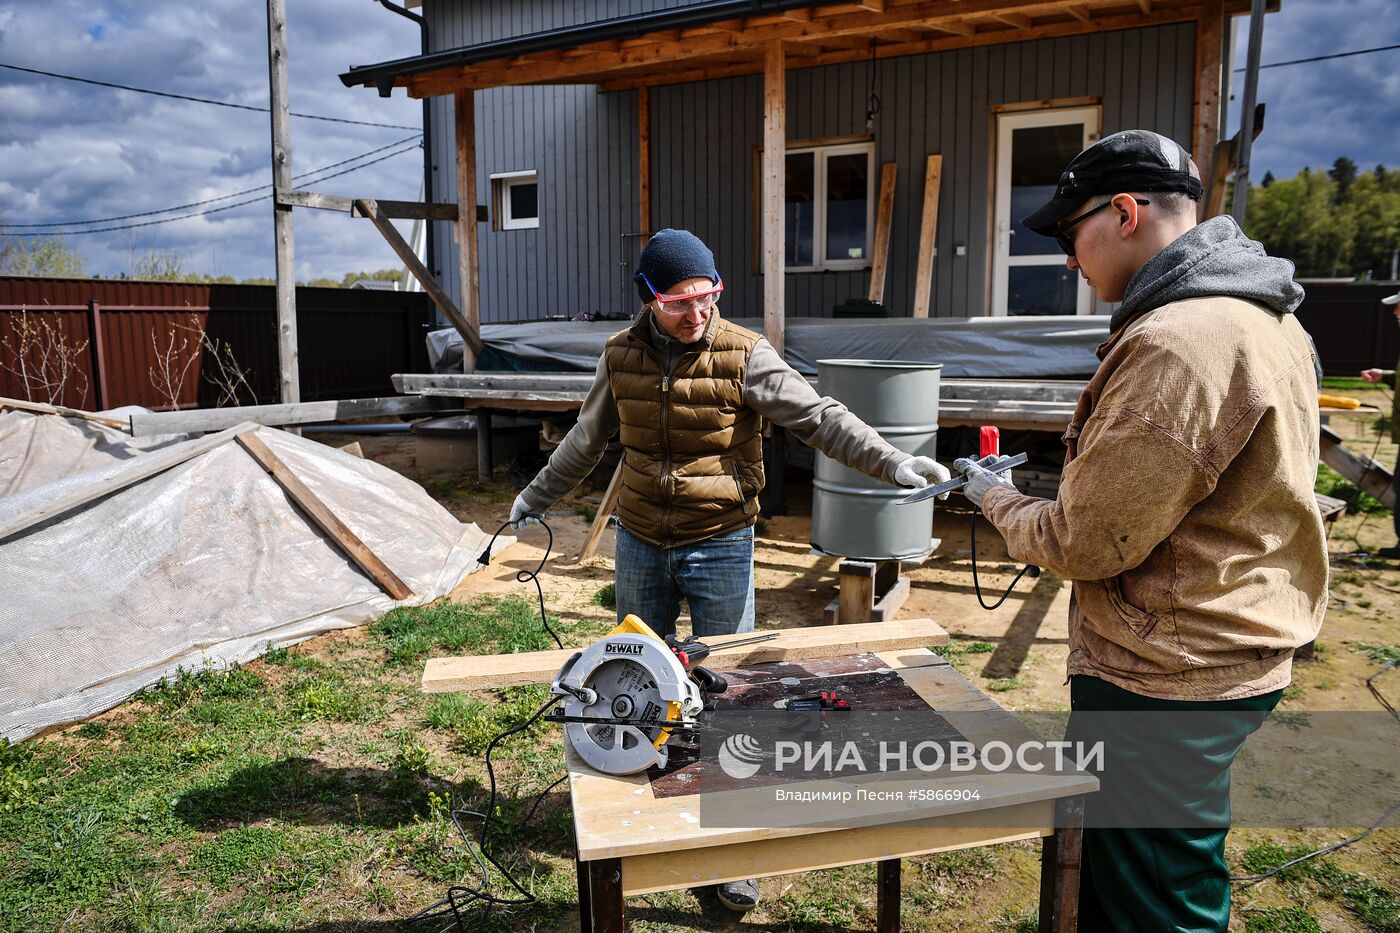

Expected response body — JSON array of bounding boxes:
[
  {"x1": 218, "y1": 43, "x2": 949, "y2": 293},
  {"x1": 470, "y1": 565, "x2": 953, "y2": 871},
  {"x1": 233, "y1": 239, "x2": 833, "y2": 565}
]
[
  {"x1": 1295, "y1": 282, "x2": 1400, "y2": 377},
  {"x1": 0, "y1": 277, "x2": 433, "y2": 410}
]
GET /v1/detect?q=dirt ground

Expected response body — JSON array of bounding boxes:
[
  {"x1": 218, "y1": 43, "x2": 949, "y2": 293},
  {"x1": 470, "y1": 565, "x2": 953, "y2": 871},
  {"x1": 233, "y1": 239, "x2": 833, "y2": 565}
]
[{"x1": 309, "y1": 388, "x2": 1400, "y2": 930}]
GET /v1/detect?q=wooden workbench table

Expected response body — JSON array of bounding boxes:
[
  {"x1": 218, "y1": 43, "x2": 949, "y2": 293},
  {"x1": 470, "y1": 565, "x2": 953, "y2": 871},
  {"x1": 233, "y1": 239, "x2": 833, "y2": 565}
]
[{"x1": 568, "y1": 646, "x2": 1096, "y2": 932}]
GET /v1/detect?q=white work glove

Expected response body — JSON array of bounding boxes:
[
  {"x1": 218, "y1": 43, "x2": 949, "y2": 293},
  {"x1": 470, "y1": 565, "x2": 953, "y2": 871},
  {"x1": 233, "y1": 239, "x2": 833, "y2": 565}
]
[
  {"x1": 894, "y1": 455, "x2": 953, "y2": 499},
  {"x1": 509, "y1": 493, "x2": 542, "y2": 529},
  {"x1": 954, "y1": 455, "x2": 1015, "y2": 509}
]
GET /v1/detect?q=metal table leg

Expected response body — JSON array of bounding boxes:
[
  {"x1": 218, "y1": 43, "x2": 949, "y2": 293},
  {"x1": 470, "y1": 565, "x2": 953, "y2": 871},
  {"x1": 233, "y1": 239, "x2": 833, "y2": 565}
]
[
  {"x1": 587, "y1": 857, "x2": 624, "y2": 933},
  {"x1": 576, "y1": 857, "x2": 592, "y2": 933},
  {"x1": 877, "y1": 857, "x2": 901, "y2": 932},
  {"x1": 1038, "y1": 795, "x2": 1085, "y2": 933}
]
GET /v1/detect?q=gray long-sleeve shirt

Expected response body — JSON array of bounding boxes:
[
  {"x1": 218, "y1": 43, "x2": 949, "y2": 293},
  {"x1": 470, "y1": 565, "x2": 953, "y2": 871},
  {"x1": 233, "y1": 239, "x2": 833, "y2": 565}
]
[{"x1": 519, "y1": 320, "x2": 911, "y2": 514}]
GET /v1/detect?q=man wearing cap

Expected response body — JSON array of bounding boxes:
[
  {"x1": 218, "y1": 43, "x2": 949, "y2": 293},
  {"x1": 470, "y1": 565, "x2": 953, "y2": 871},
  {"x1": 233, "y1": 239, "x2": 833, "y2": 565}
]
[
  {"x1": 956, "y1": 131, "x2": 1327, "y2": 931},
  {"x1": 506, "y1": 228, "x2": 949, "y2": 913},
  {"x1": 1359, "y1": 287, "x2": 1400, "y2": 558}
]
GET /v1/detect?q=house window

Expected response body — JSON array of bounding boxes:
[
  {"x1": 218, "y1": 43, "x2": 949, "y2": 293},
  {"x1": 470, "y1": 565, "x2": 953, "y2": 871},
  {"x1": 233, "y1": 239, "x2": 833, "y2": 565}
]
[
  {"x1": 784, "y1": 142, "x2": 874, "y2": 271},
  {"x1": 491, "y1": 170, "x2": 539, "y2": 230}
]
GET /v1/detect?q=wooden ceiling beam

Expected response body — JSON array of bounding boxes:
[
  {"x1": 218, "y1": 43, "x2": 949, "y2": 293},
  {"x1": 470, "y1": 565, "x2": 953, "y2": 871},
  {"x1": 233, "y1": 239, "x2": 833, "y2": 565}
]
[
  {"x1": 989, "y1": 11, "x2": 1033, "y2": 28},
  {"x1": 593, "y1": 3, "x2": 1201, "y2": 92},
  {"x1": 927, "y1": 19, "x2": 976, "y2": 36},
  {"x1": 402, "y1": 0, "x2": 1200, "y2": 96}
]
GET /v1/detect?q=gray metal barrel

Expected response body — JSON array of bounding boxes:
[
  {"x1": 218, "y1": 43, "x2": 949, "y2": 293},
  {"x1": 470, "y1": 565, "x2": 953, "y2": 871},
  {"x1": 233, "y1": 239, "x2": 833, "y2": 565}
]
[{"x1": 810, "y1": 359, "x2": 941, "y2": 561}]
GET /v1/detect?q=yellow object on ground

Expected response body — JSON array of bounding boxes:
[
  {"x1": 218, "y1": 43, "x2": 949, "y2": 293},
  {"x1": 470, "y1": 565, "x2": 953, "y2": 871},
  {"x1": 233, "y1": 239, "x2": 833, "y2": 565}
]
[{"x1": 1318, "y1": 393, "x2": 1361, "y2": 409}]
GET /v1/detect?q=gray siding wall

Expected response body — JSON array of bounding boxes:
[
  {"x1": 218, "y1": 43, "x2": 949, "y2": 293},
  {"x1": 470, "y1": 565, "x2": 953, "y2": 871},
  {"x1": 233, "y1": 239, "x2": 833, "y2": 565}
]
[{"x1": 422, "y1": 1, "x2": 1195, "y2": 322}]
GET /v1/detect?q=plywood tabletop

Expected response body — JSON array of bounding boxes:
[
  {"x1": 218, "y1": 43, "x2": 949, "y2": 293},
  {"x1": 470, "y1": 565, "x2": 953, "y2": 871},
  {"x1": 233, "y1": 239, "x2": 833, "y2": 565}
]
[{"x1": 568, "y1": 648, "x2": 1097, "y2": 863}]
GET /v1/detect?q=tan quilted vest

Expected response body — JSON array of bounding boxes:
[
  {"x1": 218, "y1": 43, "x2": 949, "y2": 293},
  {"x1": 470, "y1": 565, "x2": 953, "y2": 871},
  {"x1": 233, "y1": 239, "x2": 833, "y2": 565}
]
[{"x1": 604, "y1": 309, "x2": 764, "y2": 548}]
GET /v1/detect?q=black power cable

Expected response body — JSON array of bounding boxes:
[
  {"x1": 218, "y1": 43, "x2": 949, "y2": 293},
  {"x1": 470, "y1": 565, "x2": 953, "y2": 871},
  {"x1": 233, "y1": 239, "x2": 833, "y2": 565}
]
[
  {"x1": 0, "y1": 134, "x2": 422, "y2": 229},
  {"x1": 410, "y1": 515, "x2": 572, "y2": 931},
  {"x1": 478, "y1": 518, "x2": 563, "y2": 650},
  {"x1": 967, "y1": 510, "x2": 1039, "y2": 611},
  {"x1": 0, "y1": 61, "x2": 420, "y2": 130},
  {"x1": 0, "y1": 141, "x2": 423, "y2": 237}
]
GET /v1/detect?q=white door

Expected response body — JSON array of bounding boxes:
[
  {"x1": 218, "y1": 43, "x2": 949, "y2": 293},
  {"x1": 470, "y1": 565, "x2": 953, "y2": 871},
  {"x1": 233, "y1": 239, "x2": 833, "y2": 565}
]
[{"x1": 991, "y1": 107, "x2": 1100, "y2": 316}]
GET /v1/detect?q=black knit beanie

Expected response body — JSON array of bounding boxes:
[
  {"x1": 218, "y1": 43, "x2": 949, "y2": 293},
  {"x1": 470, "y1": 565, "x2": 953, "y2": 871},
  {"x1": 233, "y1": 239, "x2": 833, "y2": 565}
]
[{"x1": 633, "y1": 228, "x2": 719, "y2": 303}]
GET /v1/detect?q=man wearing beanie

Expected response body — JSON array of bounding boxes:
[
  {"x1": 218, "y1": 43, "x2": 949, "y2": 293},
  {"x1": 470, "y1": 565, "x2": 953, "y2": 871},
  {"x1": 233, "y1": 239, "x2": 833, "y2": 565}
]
[
  {"x1": 508, "y1": 227, "x2": 949, "y2": 914},
  {"x1": 953, "y1": 131, "x2": 1327, "y2": 931}
]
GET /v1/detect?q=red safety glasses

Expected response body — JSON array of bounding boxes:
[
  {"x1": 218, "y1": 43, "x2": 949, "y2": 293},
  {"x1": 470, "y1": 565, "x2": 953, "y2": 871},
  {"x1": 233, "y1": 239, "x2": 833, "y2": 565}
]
[{"x1": 641, "y1": 273, "x2": 724, "y2": 314}]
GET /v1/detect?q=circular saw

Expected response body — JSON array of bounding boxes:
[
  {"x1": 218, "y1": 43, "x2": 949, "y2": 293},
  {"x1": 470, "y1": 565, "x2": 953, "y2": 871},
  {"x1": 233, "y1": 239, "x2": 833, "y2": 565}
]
[{"x1": 548, "y1": 615, "x2": 705, "y2": 775}]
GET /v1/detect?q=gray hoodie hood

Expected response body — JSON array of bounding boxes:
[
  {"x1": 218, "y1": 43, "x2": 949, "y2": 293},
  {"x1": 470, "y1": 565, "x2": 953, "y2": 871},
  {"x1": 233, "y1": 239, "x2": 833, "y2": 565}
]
[{"x1": 1110, "y1": 214, "x2": 1303, "y2": 333}]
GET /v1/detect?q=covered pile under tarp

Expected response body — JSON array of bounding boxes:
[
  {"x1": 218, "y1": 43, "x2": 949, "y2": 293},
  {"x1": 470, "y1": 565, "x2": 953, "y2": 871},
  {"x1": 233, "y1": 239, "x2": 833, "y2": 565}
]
[
  {"x1": 0, "y1": 419, "x2": 501, "y2": 742},
  {"x1": 0, "y1": 408, "x2": 190, "y2": 496},
  {"x1": 427, "y1": 315, "x2": 1112, "y2": 378}
]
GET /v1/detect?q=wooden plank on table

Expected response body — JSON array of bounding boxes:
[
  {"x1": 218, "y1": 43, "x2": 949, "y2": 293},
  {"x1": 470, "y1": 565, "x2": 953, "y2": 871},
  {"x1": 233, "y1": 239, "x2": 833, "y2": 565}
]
[
  {"x1": 912, "y1": 154, "x2": 943, "y2": 318},
  {"x1": 1320, "y1": 425, "x2": 1396, "y2": 509},
  {"x1": 867, "y1": 162, "x2": 898, "y2": 303},
  {"x1": 422, "y1": 618, "x2": 950, "y2": 693},
  {"x1": 0, "y1": 396, "x2": 128, "y2": 430},
  {"x1": 0, "y1": 422, "x2": 258, "y2": 543},
  {"x1": 235, "y1": 431, "x2": 414, "y2": 600},
  {"x1": 356, "y1": 198, "x2": 485, "y2": 360},
  {"x1": 577, "y1": 460, "x2": 625, "y2": 562},
  {"x1": 128, "y1": 395, "x2": 457, "y2": 436}
]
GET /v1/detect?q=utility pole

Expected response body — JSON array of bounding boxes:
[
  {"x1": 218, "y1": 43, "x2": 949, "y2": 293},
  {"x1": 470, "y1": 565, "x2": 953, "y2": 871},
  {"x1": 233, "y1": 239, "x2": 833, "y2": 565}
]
[
  {"x1": 1230, "y1": 0, "x2": 1266, "y2": 226},
  {"x1": 266, "y1": 0, "x2": 300, "y2": 407}
]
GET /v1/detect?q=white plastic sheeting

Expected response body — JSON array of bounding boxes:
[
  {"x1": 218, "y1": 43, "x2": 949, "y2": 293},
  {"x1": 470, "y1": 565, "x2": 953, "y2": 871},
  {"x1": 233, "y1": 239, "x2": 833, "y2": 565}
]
[
  {"x1": 0, "y1": 409, "x2": 190, "y2": 496},
  {"x1": 0, "y1": 421, "x2": 499, "y2": 742}
]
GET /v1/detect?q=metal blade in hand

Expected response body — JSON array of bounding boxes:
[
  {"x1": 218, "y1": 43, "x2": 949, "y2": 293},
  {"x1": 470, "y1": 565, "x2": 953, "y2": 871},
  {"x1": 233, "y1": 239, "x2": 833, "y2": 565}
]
[{"x1": 896, "y1": 453, "x2": 1028, "y2": 504}]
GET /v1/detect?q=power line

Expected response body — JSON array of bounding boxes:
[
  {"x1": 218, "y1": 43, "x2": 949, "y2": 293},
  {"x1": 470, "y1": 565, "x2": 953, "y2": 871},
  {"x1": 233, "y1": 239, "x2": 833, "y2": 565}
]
[
  {"x1": 0, "y1": 62, "x2": 420, "y2": 131},
  {"x1": 0, "y1": 135, "x2": 422, "y2": 228},
  {"x1": 1234, "y1": 42, "x2": 1400, "y2": 72},
  {"x1": 0, "y1": 142, "x2": 422, "y2": 236}
]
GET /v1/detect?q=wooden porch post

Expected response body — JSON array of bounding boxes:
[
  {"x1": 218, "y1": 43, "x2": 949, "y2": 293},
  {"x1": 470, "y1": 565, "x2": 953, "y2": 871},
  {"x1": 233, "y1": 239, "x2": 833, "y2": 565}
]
[
  {"x1": 762, "y1": 41, "x2": 786, "y2": 358},
  {"x1": 1192, "y1": 0, "x2": 1224, "y2": 204},
  {"x1": 266, "y1": 0, "x2": 300, "y2": 407},
  {"x1": 638, "y1": 86, "x2": 652, "y2": 240},
  {"x1": 455, "y1": 90, "x2": 481, "y2": 372}
]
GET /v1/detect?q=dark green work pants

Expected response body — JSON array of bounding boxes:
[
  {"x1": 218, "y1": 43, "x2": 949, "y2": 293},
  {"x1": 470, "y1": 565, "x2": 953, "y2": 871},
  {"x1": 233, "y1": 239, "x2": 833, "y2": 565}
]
[{"x1": 1066, "y1": 675, "x2": 1281, "y2": 933}]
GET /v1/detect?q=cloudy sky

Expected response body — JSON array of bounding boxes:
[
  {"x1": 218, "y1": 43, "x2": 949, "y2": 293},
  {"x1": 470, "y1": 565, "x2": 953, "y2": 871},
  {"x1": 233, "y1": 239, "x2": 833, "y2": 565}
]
[{"x1": 0, "y1": 1, "x2": 1396, "y2": 281}]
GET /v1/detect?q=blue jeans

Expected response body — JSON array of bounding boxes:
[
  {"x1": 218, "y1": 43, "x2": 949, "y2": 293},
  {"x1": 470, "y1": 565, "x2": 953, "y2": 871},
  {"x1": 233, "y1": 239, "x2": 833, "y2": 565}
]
[{"x1": 613, "y1": 524, "x2": 755, "y2": 638}]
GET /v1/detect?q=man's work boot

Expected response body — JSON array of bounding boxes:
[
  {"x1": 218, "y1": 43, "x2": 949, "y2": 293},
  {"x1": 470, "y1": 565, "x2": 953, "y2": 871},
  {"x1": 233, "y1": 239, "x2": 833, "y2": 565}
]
[
  {"x1": 716, "y1": 878, "x2": 760, "y2": 912},
  {"x1": 1377, "y1": 544, "x2": 1400, "y2": 559}
]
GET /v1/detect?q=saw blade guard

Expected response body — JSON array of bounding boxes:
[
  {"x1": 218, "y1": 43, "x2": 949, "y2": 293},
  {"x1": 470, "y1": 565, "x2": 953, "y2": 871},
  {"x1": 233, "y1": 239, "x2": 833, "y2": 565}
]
[{"x1": 551, "y1": 614, "x2": 703, "y2": 775}]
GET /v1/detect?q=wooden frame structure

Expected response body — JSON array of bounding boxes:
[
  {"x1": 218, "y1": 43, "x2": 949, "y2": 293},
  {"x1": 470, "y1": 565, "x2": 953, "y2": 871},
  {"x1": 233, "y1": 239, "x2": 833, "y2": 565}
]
[{"x1": 341, "y1": 0, "x2": 1270, "y2": 365}]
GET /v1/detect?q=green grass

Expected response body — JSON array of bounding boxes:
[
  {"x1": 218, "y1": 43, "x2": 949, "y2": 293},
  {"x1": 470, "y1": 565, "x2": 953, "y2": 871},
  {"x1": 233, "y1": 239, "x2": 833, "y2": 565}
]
[
  {"x1": 370, "y1": 595, "x2": 601, "y2": 665},
  {"x1": 2, "y1": 588, "x2": 1393, "y2": 932},
  {"x1": 1315, "y1": 464, "x2": 1390, "y2": 515},
  {"x1": 1239, "y1": 842, "x2": 1400, "y2": 933},
  {"x1": 592, "y1": 582, "x2": 616, "y2": 611},
  {"x1": 1243, "y1": 906, "x2": 1325, "y2": 933},
  {"x1": 1355, "y1": 642, "x2": 1400, "y2": 664}
]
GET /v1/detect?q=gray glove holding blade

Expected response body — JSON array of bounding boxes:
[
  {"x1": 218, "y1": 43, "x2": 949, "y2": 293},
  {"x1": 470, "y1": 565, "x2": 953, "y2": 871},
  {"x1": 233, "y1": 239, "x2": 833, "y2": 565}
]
[
  {"x1": 509, "y1": 493, "x2": 542, "y2": 529},
  {"x1": 893, "y1": 455, "x2": 954, "y2": 500},
  {"x1": 954, "y1": 455, "x2": 1016, "y2": 508}
]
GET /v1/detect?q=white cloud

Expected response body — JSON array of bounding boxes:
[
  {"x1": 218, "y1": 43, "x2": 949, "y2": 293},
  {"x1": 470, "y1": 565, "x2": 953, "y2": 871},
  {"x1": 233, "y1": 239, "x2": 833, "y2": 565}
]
[{"x1": 0, "y1": 0, "x2": 423, "y2": 280}]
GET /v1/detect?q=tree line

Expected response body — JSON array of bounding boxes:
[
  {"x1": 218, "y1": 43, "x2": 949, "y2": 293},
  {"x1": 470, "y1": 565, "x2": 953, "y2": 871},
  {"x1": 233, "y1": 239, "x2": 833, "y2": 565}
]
[{"x1": 1245, "y1": 158, "x2": 1400, "y2": 280}]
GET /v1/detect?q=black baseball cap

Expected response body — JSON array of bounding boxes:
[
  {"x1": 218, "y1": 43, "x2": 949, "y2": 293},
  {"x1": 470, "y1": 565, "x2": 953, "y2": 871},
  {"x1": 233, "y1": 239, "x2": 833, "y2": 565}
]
[{"x1": 1021, "y1": 130, "x2": 1204, "y2": 237}]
